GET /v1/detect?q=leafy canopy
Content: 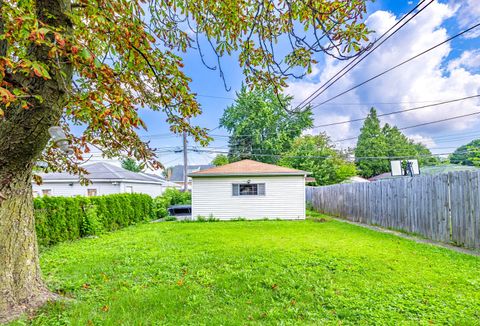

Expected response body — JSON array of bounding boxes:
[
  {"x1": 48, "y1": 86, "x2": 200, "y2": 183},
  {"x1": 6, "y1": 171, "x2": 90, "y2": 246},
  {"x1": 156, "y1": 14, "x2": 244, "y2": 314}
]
[
  {"x1": 220, "y1": 86, "x2": 313, "y2": 164},
  {"x1": 450, "y1": 139, "x2": 480, "y2": 166},
  {"x1": 0, "y1": 0, "x2": 370, "y2": 174},
  {"x1": 355, "y1": 108, "x2": 437, "y2": 178},
  {"x1": 279, "y1": 134, "x2": 356, "y2": 186}
]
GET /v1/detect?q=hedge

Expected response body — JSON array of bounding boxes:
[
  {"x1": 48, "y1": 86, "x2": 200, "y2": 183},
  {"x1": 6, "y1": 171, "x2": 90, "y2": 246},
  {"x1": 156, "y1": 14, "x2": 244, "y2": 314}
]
[{"x1": 34, "y1": 193, "x2": 155, "y2": 247}]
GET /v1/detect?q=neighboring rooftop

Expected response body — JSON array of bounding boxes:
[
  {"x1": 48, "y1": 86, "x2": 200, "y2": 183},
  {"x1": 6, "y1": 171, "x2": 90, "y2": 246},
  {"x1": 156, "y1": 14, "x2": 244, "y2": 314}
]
[
  {"x1": 38, "y1": 162, "x2": 166, "y2": 184},
  {"x1": 168, "y1": 164, "x2": 214, "y2": 182},
  {"x1": 189, "y1": 159, "x2": 307, "y2": 177}
]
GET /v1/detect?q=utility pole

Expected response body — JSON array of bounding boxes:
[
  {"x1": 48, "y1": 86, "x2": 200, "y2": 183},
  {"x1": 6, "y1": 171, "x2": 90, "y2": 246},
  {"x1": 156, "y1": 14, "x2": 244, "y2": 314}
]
[{"x1": 182, "y1": 131, "x2": 188, "y2": 192}]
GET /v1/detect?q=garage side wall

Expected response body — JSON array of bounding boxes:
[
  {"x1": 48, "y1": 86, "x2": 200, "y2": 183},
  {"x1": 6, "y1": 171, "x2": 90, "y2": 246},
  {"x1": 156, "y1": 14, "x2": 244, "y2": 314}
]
[
  {"x1": 32, "y1": 181, "x2": 120, "y2": 197},
  {"x1": 191, "y1": 175, "x2": 305, "y2": 220},
  {"x1": 120, "y1": 182, "x2": 164, "y2": 197}
]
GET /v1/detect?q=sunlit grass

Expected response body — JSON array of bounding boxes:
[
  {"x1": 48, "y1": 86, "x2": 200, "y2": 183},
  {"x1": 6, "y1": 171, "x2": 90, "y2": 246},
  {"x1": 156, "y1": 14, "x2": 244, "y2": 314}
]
[{"x1": 11, "y1": 212, "x2": 480, "y2": 325}]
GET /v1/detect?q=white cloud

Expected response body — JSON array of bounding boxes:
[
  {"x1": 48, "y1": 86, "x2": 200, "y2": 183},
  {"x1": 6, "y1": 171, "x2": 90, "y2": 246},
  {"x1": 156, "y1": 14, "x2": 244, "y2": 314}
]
[
  {"x1": 448, "y1": 49, "x2": 480, "y2": 70},
  {"x1": 408, "y1": 134, "x2": 436, "y2": 147},
  {"x1": 286, "y1": 0, "x2": 480, "y2": 150},
  {"x1": 452, "y1": 0, "x2": 480, "y2": 39}
]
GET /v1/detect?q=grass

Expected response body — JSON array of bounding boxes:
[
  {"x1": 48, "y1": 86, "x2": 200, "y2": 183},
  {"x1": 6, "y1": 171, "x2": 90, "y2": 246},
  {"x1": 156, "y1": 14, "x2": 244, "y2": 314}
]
[{"x1": 10, "y1": 212, "x2": 480, "y2": 325}]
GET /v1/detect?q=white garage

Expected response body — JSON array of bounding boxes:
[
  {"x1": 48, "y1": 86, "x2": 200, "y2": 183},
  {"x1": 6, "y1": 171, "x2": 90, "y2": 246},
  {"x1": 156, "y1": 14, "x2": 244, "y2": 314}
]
[{"x1": 190, "y1": 160, "x2": 307, "y2": 220}]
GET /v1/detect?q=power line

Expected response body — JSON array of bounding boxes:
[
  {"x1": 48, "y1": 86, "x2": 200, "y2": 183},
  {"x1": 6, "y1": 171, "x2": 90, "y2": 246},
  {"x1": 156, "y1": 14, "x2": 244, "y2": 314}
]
[
  {"x1": 154, "y1": 147, "x2": 473, "y2": 160},
  {"x1": 312, "y1": 94, "x2": 480, "y2": 128},
  {"x1": 294, "y1": 0, "x2": 433, "y2": 111},
  {"x1": 333, "y1": 110, "x2": 480, "y2": 143},
  {"x1": 313, "y1": 21, "x2": 480, "y2": 108}
]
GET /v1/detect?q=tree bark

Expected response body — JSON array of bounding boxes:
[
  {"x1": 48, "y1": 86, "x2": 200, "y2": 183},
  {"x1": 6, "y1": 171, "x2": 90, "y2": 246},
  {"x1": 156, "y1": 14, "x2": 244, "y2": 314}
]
[
  {"x1": 0, "y1": 0, "x2": 72, "y2": 322},
  {"x1": 0, "y1": 168, "x2": 53, "y2": 323}
]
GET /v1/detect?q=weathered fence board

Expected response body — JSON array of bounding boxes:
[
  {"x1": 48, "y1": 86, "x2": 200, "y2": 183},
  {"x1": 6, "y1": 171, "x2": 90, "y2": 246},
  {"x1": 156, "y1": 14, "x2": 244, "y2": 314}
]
[{"x1": 307, "y1": 171, "x2": 480, "y2": 250}]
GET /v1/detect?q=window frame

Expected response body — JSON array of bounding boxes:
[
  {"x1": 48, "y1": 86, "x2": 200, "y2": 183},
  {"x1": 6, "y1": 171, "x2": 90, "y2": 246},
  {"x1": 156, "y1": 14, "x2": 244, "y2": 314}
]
[
  {"x1": 87, "y1": 189, "x2": 98, "y2": 197},
  {"x1": 232, "y1": 183, "x2": 266, "y2": 196}
]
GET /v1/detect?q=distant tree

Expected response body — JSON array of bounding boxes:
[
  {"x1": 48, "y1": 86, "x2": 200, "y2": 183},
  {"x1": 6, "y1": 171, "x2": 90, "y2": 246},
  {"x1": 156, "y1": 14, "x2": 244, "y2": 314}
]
[
  {"x1": 355, "y1": 108, "x2": 389, "y2": 178},
  {"x1": 382, "y1": 124, "x2": 416, "y2": 157},
  {"x1": 211, "y1": 154, "x2": 229, "y2": 166},
  {"x1": 355, "y1": 108, "x2": 439, "y2": 178},
  {"x1": 280, "y1": 134, "x2": 356, "y2": 186},
  {"x1": 413, "y1": 143, "x2": 440, "y2": 166},
  {"x1": 450, "y1": 139, "x2": 480, "y2": 166},
  {"x1": 467, "y1": 145, "x2": 480, "y2": 167},
  {"x1": 220, "y1": 86, "x2": 313, "y2": 164},
  {"x1": 121, "y1": 158, "x2": 142, "y2": 172},
  {"x1": 383, "y1": 124, "x2": 439, "y2": 166}
]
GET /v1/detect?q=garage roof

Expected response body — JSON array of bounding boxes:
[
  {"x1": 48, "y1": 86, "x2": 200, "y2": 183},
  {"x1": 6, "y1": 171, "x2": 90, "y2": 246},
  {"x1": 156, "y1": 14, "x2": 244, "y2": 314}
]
[
  {"x1": 38, "y1": 162, "x2": 166, "y2": 184},
  {"x1": 189, "y1": 159, "x2": 307, "y2": 177}
]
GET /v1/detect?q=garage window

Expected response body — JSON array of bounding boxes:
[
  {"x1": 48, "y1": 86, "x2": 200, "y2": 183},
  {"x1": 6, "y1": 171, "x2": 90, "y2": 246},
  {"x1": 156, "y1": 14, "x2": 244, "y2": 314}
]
[
  {"x1": 232, "y1": 183, "x2": 265, "y2": 196},
  {"x1": 87, "y1": 189, "x2": 97, "y2": 197}
]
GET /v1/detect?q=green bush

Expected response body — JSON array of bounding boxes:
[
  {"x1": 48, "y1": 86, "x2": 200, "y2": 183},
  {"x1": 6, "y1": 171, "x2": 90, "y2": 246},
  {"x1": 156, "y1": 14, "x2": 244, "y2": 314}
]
[
  {"x1": 34, "y1": 193, "x2": 155, "y2": 246},
  {"x1": 153, "y1": 188, "x2": 191, "y2": 219},
  {"x1": 80, "y1": 205, "x2": 104, "y2": 236}
]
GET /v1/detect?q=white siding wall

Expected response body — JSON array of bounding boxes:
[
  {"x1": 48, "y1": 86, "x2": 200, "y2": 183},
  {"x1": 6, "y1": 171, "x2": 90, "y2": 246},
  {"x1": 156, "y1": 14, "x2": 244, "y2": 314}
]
[
  {"x1": 32, "y1": 181, "x2": 120, "y2": 197},
  {"x1": 120, "y1": 182, "x2": 164, "y2": 197},
  {"x1": 191, "y1": 175, "x2": 305, "y2": 220}
]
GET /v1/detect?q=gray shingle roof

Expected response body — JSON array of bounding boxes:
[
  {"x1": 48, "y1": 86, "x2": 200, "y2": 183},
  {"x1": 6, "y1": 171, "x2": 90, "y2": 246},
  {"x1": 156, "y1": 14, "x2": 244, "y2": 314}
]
[
  {"x1": 168, "y1": 164, "x2": 214, "y2": 182},
  {"x1": 39, "y1": 162, "x2": 166, "y2": 183}
]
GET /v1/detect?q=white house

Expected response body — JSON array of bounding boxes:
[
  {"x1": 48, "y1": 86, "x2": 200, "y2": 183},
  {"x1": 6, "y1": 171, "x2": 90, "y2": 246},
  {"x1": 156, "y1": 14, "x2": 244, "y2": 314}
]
[
  {"x1": 32, "y1": 162, "x2": 180, "y2": 197},
  {"x1": 189, "y1": 159, "x2": 308, "y2": 220}
]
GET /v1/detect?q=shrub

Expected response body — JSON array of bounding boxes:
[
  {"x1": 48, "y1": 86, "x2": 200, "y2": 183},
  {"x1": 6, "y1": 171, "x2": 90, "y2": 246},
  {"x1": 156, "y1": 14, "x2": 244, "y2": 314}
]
[
  {"x1": 165, "y1": 215, "x2": 177, "y2": 221},
  {"x1": 80, "y1": 205, "x2": 104, "y2": 236},
  {"x1": 153, "y1": 188, "x2": 191, "y2": 219},
  {"x1": 194, "y1": 215, "x2": 219, "y2": 222},
  {"x1": 34, "y1": 193, "x2": 155, "y2": 246}
]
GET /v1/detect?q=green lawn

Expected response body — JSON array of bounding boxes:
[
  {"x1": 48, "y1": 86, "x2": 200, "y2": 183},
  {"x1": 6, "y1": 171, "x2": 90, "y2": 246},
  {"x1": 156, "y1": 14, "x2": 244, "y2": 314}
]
[{"x1": 12, "y1": 212, "x2": 480, "y2": 325}]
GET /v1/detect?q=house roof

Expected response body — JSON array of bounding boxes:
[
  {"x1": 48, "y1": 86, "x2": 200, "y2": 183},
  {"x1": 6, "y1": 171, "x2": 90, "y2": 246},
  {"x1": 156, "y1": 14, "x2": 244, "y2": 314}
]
[
  {"x1": 168, "y1": 164, "x2": 214, "y2": 182},
  {"x1": 189, "y1": 159, "x2": 307, "y2": 177},
  {"x1": 38, "y1": 162, "x2": 166, "y2": 184}
]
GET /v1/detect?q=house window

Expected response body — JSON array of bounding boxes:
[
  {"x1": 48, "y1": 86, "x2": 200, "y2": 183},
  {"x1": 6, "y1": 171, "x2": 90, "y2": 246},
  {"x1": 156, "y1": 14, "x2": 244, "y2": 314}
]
[
  {"x1": 232, "y1": 183, "x2": 265, "y2": 196},
  {"x1": 42, "y1": 189, "x2": 52, "y2": 196},
  {"x1": 87, "y1": 189, "x2": 97, "y2": 197},
  {"x1": 125, "y1": 186, "x2": 133, "y2": 194}
]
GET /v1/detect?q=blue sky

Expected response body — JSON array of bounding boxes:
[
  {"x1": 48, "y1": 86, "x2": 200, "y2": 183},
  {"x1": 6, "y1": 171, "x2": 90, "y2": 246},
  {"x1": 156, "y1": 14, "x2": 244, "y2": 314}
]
[{"x1": 95, "y1": 0, "x2": 480, "y2": 168}]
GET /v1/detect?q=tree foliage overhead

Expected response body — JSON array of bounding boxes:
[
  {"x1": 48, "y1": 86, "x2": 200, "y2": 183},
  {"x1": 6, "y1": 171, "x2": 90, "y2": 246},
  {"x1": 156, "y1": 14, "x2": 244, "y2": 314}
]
[
  {"x1": 355, "y1": 108, "x2": 437, "y2": 178},
  {"x1": 450, "y1": 139, "x2": 480, "y2": 166},
  {"x1": 1, "y1": 0, "x2": 370, "y2": 176},
  {"x1": 220, "y1": 86, "x2": 313, "y2": 164},
  {"x1": 279, "y1": 134, "x2": 356, "y2": 186}
]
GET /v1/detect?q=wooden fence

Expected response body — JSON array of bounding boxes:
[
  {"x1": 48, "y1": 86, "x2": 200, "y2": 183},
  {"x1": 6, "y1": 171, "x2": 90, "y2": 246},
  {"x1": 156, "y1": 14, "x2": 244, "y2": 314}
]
[{"x1": 306, "y1": 171, "x2": 480, "y2": 249}]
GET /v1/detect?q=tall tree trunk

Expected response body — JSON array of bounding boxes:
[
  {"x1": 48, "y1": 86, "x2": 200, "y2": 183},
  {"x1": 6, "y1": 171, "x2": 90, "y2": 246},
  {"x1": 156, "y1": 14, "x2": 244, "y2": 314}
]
[
  {"x1": 0, "y1": 167, "x2": 52, "y2": 322},
  {"x1": 0, "y1": 0, "x2": 72, "y2": 322}
]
